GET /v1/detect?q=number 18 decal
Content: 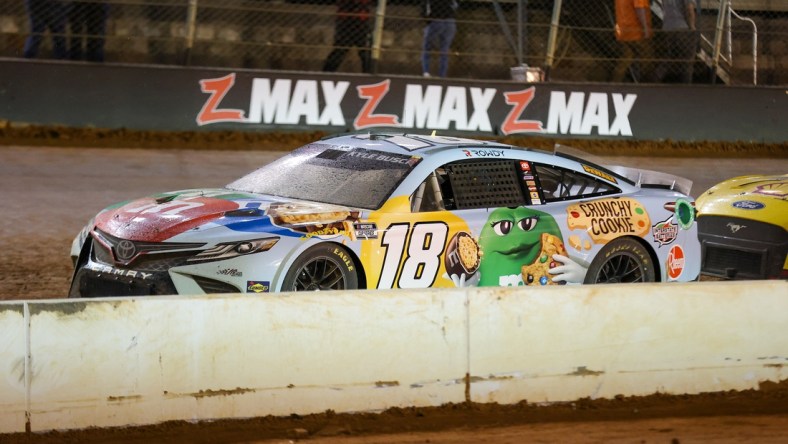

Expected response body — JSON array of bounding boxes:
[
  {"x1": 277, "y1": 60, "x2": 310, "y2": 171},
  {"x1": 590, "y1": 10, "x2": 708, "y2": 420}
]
[{"x1": 378, "y1": 222, "x2": 449, "y2": 289}]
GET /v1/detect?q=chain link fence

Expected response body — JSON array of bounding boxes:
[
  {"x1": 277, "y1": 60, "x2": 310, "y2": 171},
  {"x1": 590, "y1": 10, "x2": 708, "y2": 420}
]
[{"x1": 1, "y1": 0, "x2": 785, "y2": 85}]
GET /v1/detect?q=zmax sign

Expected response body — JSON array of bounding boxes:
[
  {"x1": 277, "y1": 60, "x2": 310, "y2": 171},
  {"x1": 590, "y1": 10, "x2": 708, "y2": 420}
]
[{"x1": 197, "y1": 73, "x2": 637, "y2": 137}]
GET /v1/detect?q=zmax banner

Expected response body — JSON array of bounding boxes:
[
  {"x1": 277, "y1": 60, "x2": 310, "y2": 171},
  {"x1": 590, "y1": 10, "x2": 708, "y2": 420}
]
[{"x1": 1, "y1": 59, "x2": 785, "y2": 142}]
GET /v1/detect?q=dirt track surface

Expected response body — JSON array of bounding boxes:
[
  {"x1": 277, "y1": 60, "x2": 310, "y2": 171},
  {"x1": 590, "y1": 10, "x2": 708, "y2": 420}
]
[{"x1": 1, "y1": 126, "x2": 787, "y2": 443}]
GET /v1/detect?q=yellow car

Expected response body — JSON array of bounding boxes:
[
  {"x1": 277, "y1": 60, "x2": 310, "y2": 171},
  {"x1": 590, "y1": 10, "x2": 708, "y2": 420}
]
[{"x1": 696, "y1": 174, "x2": 788, "y2": 279}]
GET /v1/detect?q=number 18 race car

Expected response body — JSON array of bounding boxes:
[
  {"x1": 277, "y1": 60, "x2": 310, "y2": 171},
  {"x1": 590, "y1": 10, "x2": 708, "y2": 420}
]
[{"x1": 69, "y1": 133, "x2": 700, "y2": 298}]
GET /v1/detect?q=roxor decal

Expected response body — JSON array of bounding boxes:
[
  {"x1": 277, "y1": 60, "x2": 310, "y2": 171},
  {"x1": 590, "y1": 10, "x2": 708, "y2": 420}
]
[{"x1": 196, "y1": 74, "x2": 638, "y2": 137}]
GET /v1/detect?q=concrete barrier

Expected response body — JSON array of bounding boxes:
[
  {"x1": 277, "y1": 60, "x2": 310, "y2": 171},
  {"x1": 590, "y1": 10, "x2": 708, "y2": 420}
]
[{"x1": 0, "y1": 281, "x2": 786, "y2": 434}]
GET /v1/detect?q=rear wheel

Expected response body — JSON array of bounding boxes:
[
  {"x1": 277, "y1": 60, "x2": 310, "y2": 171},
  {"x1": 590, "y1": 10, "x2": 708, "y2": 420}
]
[
  {"x1": 584, "y1": 238, "x2": 655, "y2": 284},
  {"x1": 282, "y1": 244, "x2": 358, "y2": 291}
]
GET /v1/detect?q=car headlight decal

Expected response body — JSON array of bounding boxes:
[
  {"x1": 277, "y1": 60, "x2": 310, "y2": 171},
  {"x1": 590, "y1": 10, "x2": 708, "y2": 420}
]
[{"x1": 188, "y1": 237, "x2": 279, "y2": 262}]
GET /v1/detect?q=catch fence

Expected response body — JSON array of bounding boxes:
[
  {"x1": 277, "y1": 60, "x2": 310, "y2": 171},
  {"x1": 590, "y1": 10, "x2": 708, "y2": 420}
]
[{"x1": 1, "y1": 0, "x2": 785, "y2": 85}]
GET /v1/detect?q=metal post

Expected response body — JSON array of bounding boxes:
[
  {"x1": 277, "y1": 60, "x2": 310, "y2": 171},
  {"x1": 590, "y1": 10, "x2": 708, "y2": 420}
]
[
  {"x1": 516, "y1": 0, "x2": 523, "y2": 65},
  {"x1": 544, "y1": 0, "x2": 563, "y2": 80},
  {"x1": 730, "y1": 7, "x2": 758, "y2": 85},
  {"x1": 184, "y1": 0, "x2": 198, "y2": 66},
  {"x1": 370, "y1": 0, "x2": 387, "y2": 75},
  {"x1": 710, "y1": 0, "x2": 729, "y2": 84}
]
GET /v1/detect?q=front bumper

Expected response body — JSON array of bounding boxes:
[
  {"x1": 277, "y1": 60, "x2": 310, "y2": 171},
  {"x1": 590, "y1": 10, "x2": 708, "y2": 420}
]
[
  {"x1": 698, "y1": 215, "x2": 788, "y2": 280},
  {"x1": 69, "y1": 236, "x2": 244, "y2": 298}
]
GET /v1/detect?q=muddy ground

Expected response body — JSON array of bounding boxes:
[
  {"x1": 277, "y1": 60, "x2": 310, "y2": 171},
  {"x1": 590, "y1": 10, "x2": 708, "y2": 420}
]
[
  {"x1": 2, "y1": 122, "x2": 786, "y2": 157},
  {"x1": 0, "y1": 125, "x2": 786, "y2": 443}
]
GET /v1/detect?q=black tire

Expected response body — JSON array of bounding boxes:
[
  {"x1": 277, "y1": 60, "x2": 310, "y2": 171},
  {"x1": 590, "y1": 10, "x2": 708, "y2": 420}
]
[
  {"x1": 584, "y1": 238, "x2": 656, "y2": 284},
  {"x1": 281, "y1": 243, "x2": 359, "y2": 291}
]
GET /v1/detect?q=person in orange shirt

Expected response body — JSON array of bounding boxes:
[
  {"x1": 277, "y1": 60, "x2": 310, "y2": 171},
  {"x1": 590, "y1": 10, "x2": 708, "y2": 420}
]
[{"x1": 612, "y1": 0, "x2": 654, "y2": 83}]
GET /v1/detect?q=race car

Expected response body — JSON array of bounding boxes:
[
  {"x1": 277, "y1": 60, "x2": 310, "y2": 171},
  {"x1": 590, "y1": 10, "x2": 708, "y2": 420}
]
[
  {"x1": 69, "y1": 133, "x2": 700, "y2": 298},
  {"x1": 695, "y1": 174, "x2": 788, "y2": 280}
]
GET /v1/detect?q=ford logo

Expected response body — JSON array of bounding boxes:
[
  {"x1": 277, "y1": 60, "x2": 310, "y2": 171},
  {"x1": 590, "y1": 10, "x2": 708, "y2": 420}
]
[
  {"x1": 732, "y1": 200, "x2": 764, "y2": 210},
  {"x1": 115, "y1": 240, "x2": 137, "y2": 261}
]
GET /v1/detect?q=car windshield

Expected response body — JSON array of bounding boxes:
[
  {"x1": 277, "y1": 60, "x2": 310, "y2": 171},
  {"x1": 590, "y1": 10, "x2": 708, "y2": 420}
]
[{"x1": 226, "y1": 143, "x2": 422, "y2": 209}]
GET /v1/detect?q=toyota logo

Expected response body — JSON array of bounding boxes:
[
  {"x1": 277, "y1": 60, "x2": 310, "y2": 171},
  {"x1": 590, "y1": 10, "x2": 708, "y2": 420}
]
[{"x1": 115, "y1": 240, "x2": 137, "y2": 262}]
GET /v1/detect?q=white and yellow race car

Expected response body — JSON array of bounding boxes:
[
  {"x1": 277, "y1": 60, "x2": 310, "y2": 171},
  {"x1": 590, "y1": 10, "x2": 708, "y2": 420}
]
[
  {"x1": 696, "y1": 174, "x2": 788, "y2": 280},
  {"x1": 69, "y1": 133, "x2": 700, "y2": 297}
]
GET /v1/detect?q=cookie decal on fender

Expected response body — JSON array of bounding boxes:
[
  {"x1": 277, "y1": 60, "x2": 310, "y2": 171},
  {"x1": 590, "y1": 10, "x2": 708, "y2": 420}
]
[{"x1": 567, "y1": 197, "x2": 650, "y2": 244}]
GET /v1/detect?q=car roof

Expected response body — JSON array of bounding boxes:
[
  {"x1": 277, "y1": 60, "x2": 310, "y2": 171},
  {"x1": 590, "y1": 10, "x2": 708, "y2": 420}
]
[
  {"x1": 320, "y1": 132, "x2": 520, "y2": 156},
  {"x1": 317, "y1": 132, "x2": 644, "y2": 190}
]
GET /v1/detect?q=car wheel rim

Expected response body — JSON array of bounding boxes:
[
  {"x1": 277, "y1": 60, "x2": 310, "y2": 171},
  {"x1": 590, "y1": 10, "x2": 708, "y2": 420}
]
[
  {"x1": 294, "y1": 257, "x2": 345, "y2": 291},
  {"x1": 594, "y1": 252, "x2": 644, "y2": 284}
]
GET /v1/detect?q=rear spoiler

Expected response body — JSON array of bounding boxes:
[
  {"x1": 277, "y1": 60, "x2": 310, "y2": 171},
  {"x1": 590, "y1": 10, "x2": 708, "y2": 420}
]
[
  {"x1": 606, "y1": 166, "x2": 693, "y2": 196},
  {"x1": 553, "y1": 144, "x2": 693, "y2": 196}
]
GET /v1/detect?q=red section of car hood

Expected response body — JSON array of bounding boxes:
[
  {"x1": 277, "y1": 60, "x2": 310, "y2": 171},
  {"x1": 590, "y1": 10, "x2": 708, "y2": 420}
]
[{"x1": 94, "y1": 194, "x2": 241, "y2": 242}]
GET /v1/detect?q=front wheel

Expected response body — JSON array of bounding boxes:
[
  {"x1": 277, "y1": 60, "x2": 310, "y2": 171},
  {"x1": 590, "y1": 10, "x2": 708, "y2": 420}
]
[
  {"x1": 281, "y1": 244, "x2": 359, "y2": 291},
  {"x1": 584, "y1": 238, "x2": 655, "y2": 284}
]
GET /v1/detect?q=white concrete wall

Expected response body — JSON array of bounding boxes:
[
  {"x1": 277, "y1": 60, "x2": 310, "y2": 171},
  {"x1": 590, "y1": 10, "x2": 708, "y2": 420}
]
[
  {"x1": 0, "y1": 304, "x2": 27, "y2": 433},
  {"x1": 0, "y1": 281, "x2": 786, "y2": 434}
]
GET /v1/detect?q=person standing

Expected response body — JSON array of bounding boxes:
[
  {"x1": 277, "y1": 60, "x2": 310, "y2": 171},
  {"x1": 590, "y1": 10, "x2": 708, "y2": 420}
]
[
  {"x1": 323, "y1": 0, "x2": 373, "y2": 74},
  {"x1": 68, "y1": 1, "x2": 110, "y2": 62},
  {"x1": 23, "y1": 0, "x2": 68, "y2": 59},
  {"x1": 421, "y1": 0, "x2": 458, "y2": 78},
  {"x1": 655, "y1": 0, "x2": 697, "y2": 83},
  {"x1": 612, "y1": 0, "x2": 653, "y2": 83}
]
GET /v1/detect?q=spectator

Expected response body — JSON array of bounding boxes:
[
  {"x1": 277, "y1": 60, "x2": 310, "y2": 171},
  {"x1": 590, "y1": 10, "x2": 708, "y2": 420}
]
[
  {"x1": 323, "y1": 0, "x2": 373, "y2": 74},
  {"x1": 23, "y1": 0, "x2": 68, "y2": 59},
  {"x1": 654, "y1": 0, "x2": 697, "y2": 83},
  {"x1": 421, "y1": 0, "x2": 458, "y2": 78},
  {"x1": 68, "y1": 1, "x2": 110, "y2": 62},
  {"x1": 612, "y1": 0, "x2": 653, "y2": 83}
]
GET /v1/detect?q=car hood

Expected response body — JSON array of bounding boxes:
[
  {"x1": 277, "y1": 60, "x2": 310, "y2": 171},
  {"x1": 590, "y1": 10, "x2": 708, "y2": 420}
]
[
  {"x1": 93, "y1": 188, "x2": 360, "y2": 242},
  {"x1": 696, "y1": 174, "x2": 788, "y2": 227}
]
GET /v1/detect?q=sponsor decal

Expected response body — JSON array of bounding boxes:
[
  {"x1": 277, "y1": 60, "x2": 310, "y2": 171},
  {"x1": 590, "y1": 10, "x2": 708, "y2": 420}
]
[
  {"x1": 475, "y1": 208, "x2": 574, "y2": 287},
  {"x1": 333, "y1": 247, "x2": 354, "y2": 271},
  {"x1": 354, "y1": 222, "x2": 378, "y2": 239},
  {"x1": 667, "y1": 245, "x2": 685, "y2": 280},
  {"x1": 567, "y1": 198, "x2": 650, "y2": 244},
  {"x1": 672, "y1": 198, "x2": 695, "y2": 230},
  {"x1": 247, "y1": 281, "x2": 270, "y2": 293},
  {"x1": 344, "y1": 149, "x2": 413, "y2": 165},
  {"x1": 520, "y1": 161, "x2": 531, "y2": 172},
  {"x1": 195, "y1": 74, "x2": 637, "y2": 137},
  {"x1": 652, "y1": 216, "x2": 679, "y2": 247},
  {"x1": 218, "y1": 268, "x2": 243, "y2": 277},
  {"x1": 753, "y1": 180, "x2": 787, "y2": 198},
  {"x1": 582, "y1": 164, "x2": 617, "y2": 183},
  {"x1": 98, "y1": 192, "x2": 240, "y2": 242},
  {"x1": 444, "y1": 231, "x2": 480, "y2": 276},
  {"x1": 462, "y1": 149, "x2": 506, "y2": 158},
  {"x1": 732, "y1": 200, "x2": 765, "y2": 210},
  {"x1": 302, "y1": 226, "x2": 345, "y2": 240}
]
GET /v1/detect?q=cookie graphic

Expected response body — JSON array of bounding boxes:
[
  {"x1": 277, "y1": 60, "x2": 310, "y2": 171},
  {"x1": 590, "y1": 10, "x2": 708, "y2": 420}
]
[
  {"x1": 268, "y1": 202, "x2": 350, "y2": 225},
  {"x1": 267, "y1": 202, "x2": 358, "y2": 238},
  {"x1": 521, "y1": 233, "x2": 568, "y2": 286},
  {"x1": 445, "y1": 232, "x2": 481, "y2": 276},
  {"x1": 566, "y1": 197, "x2": 650, "y2": 244}
]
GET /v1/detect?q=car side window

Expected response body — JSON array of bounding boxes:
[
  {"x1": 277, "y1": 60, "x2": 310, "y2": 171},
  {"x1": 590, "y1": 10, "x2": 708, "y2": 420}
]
[
  {"x1": 411, "y1": 160, "x2": 525, "y2": 212},
  {"x1": 533, "y1": 163, "x2": 619, "y2": 202}
]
